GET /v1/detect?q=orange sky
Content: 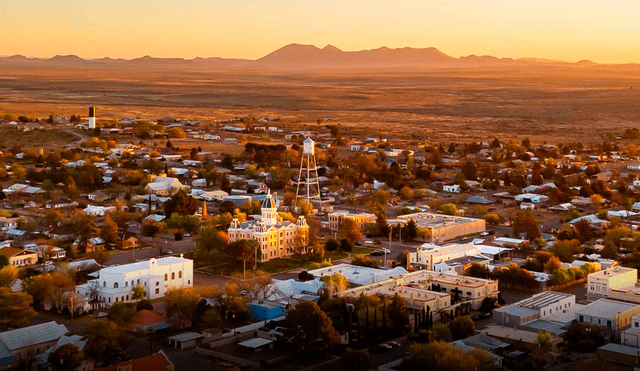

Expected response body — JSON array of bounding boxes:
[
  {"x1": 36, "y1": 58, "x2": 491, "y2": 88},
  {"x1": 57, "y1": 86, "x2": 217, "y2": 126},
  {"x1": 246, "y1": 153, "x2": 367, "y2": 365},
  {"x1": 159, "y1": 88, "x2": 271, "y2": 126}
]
[{"x1": 3, "y1": 0, "x2": 640, "y2": 63}]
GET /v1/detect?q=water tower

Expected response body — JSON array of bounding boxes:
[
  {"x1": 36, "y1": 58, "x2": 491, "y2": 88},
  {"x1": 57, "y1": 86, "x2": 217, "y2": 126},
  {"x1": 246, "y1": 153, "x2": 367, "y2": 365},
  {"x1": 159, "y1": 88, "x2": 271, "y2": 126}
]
[
  {"x1": 88, "y1": 105, "x2": 96, "y2": 129},
  {"x1": 295, "y1": 137, "x2": 322, "y2": 210}
]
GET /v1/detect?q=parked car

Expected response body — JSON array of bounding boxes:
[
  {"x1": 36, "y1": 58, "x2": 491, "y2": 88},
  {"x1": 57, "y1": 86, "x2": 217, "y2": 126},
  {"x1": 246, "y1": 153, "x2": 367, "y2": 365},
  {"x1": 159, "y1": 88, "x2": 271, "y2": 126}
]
[
  {"x1": 371, "y1": 248, "x2": 391, "y2": 255},
  {"x1": 96, "y1": 312, "x2": 108, "y2": 318}
]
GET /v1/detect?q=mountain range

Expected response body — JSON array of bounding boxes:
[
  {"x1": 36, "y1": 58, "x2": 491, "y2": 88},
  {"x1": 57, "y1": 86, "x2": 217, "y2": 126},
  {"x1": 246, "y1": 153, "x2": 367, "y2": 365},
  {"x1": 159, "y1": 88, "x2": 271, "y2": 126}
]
[{"x1": 0, "y1": 44, "x2": 615, "y2": 70}]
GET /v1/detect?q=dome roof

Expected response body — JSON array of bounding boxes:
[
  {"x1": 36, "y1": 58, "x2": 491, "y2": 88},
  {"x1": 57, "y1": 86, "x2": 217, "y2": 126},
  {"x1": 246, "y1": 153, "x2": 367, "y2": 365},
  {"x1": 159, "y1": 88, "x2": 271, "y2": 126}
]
[{"x1": 262, "y1": 189, "x2": 276, "y2": 209}]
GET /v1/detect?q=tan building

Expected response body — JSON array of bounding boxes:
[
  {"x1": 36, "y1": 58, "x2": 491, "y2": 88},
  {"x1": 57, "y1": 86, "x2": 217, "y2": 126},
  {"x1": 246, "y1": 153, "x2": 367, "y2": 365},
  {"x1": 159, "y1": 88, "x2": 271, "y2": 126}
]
[
  {"x1": 327, "y1": 211, "x2": 376, "y2": 232},
  {"x1": 587, "y1": 267, "x2": 637, "y2": 301},
  {"x1": 397, "y1": 212, "x2": 486, "y2": 243},
  {"x1": 0, "y1": 246, "x2": 38, "y2": 267},
  {"x1": 228, "y1": 191, "x2": 309, "y2": 261},
  {"x1": 340, "y1": 269, "x2": 499, "y2": 319},
  {"x1": 576, "y1": 299, "x2": 640, "y2": 338},
  {"x1": 121, "y1": 235, "x2": 139, "y2": 250}
]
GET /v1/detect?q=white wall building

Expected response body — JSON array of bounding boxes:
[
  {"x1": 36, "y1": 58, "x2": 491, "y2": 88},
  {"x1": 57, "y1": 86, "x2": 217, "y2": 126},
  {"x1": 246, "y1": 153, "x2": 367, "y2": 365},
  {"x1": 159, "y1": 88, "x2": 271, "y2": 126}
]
[
  {"x1": 587, "y1": 267, "x2": 637, "y2": 301},
  {"x1": 76, "y1": 256, "x2": 193, "y2": 308}
]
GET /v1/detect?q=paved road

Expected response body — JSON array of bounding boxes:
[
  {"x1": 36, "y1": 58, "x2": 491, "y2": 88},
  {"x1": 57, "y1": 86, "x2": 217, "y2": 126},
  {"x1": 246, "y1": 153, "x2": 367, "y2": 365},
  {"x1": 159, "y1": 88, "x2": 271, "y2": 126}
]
[{"x1": 106, "y1": 233, "x2": 196, "y2": 266}]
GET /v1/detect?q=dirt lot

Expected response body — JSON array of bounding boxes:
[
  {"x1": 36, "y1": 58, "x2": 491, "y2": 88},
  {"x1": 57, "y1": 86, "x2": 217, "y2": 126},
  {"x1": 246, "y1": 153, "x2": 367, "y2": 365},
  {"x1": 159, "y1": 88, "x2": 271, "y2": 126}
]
[{"x1": 2, "y1": 67, "x2": 640, "y2": 144}]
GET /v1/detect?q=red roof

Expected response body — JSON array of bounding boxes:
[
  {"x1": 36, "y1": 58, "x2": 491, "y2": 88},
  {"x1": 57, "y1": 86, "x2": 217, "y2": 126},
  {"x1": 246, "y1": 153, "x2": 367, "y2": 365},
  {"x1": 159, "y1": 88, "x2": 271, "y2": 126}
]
[
  {"x1": 93, "y1": 352, "x2": 172, "y2": 371},
  {"x1": 131, "y1": 310, "x2": 167, "y2": 327}
]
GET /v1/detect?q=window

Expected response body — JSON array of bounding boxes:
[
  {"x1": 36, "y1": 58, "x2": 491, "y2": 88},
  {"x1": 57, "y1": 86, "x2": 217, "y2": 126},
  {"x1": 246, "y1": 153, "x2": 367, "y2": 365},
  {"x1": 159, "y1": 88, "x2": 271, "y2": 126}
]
[
  {"x1": 126, "y1": 295, "x2": 129, "y2": 301},
  {"x1": 164, "y1": 274, "x2": 168, "y2": 281},
  {"x1": 155, "y1": 288, "x2": 160, "y2": 294},
  {"x1": 108, "y1": 297, "x2": 111, "y2": 303},
  {"x1": 188, "y1": 280, "x2": 191, "y2": 285},
  {"x1": 114, "y1": 282, "x2": 119, "y2": 288},
  {"x1": 171, "y1": 272, "x2": 175, "y2": 280},
  {"x1": 156, "y1": 282, "x2": 159, "y2": 286},
  {"x1": 115, "y1": 297, "x2": 118, "y2": 302},
  {"x1": 125, "y1": 282, "x2": 128, "y2": 287}
]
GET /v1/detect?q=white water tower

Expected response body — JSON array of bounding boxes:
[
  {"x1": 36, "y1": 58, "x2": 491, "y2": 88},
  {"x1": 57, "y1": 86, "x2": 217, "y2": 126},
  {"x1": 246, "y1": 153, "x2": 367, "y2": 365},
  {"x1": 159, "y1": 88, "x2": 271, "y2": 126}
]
[
  {"x1": 295, "y1": 137, "x2": 322, "y2": 210},
  {"x1": 88, "y1": 105, "x2": 96, "y2": 129}
]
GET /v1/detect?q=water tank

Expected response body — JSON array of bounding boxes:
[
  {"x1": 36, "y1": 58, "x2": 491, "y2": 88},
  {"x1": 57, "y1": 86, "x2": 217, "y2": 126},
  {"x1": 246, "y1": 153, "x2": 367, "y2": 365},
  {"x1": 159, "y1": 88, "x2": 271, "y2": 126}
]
[{"x1": 303, "y1": 137, "x2": 315, "y2": 155}]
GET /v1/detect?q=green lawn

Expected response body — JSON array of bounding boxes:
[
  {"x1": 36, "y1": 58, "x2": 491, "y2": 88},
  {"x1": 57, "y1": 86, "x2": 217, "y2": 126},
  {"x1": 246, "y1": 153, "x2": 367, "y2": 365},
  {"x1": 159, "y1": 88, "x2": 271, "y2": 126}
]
[{"x1": 196, "y1": 246, "x2": 376, "y2": 276}]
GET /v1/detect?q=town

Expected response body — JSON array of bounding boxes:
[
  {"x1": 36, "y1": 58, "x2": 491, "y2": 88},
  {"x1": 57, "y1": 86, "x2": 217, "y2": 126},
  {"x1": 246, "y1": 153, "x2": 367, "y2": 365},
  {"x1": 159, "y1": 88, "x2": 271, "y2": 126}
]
[{"x1": 1, "y1": 107, "x2": 640, "y2": 371}]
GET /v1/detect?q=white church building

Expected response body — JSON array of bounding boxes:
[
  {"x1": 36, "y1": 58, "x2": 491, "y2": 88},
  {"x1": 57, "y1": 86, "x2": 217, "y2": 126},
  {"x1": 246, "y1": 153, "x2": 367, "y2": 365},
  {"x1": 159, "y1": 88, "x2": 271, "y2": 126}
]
[{"x1": 75, "y1": 256, "x2": 193, "y2": 309}]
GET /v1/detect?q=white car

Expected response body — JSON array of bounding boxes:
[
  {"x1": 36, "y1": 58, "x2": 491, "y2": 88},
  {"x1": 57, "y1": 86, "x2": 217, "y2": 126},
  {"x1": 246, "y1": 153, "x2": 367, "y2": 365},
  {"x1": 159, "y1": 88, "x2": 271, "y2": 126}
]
[{"x1": 96, "y1": 312, "x2": 108, "y2": 318}]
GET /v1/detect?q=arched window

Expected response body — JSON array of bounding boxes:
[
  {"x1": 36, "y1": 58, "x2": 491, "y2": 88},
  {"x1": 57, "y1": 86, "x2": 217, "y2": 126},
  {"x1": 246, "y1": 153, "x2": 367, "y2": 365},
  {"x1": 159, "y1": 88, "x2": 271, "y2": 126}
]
[
  {"x1": 115, "y1": 297, "x2": 118, "y2": 302},
  {"x1": 114, "y1": 282, "x2": 119, "y2": 288},
  {"x1": 132, "y1": 280, "x2": 135, "y2": 287},
  {"x1": 108, "y1": 297, "x2": 111, "y2": 303},
  {"x1": 178, "y1": 271, "x2": 182, "y2": 278},
  {"x1": 171, "y1": 272, "x2": 175, "y2": 280},
  {"x1": 103, "y1": 282, "x2": 106, "y2": 287},
  {"x1": 126, "y1": 295, "x2": 129, "y2": 301},
  {"x1": 125, "y1": 282, "x2": 128, "y2": 287},
  {"x1": 137, "y1": 279, "x2": 140, "y2": 285},
  {"x1": 164, "y1": 274, "x2": 168, "y2": 281}
]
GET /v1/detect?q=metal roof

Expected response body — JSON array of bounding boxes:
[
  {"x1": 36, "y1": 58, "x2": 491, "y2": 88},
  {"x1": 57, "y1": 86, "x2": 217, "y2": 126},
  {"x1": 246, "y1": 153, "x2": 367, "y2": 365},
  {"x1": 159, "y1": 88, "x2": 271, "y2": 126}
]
[{"x1": 0, "y1": 321, "x2": 67, "y2": 350}]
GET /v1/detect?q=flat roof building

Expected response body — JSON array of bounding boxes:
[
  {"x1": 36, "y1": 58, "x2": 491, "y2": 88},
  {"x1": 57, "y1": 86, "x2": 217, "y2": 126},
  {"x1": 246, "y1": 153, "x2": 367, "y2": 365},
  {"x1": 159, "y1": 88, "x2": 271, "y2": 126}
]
[
  {"x1": 397, "y1": 212, "x2": 486, "y2": 243},
  {"x1": 588, "y1": 266, "x2": 637, "y2": 301},
  {"x1": 576, "y1": 299, "x2": 640, "y2": 338}
]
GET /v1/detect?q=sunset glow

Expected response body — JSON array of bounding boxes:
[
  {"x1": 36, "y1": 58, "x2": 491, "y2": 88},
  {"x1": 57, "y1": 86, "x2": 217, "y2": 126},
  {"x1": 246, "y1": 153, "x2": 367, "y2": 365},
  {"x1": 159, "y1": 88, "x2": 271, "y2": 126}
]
[{"x1": 3, "y1": 0, "x2": 640, "y2": 63}]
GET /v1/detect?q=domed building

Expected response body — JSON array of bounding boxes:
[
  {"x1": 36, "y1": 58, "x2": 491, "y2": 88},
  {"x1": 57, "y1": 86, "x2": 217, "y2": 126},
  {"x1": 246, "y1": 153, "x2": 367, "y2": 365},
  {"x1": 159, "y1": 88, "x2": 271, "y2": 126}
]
[{"x1": 227, "y1": 190, "x2": 309, "y2": 261}]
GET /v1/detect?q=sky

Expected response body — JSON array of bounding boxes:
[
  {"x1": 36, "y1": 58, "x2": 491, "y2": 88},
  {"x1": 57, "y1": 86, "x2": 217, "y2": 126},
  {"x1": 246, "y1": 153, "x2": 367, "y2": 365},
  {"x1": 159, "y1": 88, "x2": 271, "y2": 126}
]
[{"x1": 3, "y1": 0, "x2": 640, "y2": 63}]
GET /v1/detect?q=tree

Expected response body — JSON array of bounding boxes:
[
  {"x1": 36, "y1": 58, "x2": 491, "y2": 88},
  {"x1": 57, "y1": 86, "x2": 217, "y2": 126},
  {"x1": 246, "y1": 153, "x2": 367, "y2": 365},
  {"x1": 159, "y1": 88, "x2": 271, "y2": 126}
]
[
  {"x1": 574, "y1": 219, "x2": 594, "y2": 242},
  {"x1": 25, "y1": 271, "x2": 75, "y2": 311},
  {"x1": 225, "y1": 239, "x2": 258, "y2": 275},
  {"x1": 451, "y1": 315, "x2": 475, "y2": 340},
  {"x1": 550, "y1": 239, "x2": 583, "y2": 262},
  {"x1": 196, "y1": 227, "x2": 228, "y2": 264},
  {"x1": 543, "y1": 256, "x2": 563, "y2": 273},
  {"x1": 0, "y1": 287, "x2": 37, "y2": 330},
  {"x1": 298, "y1": 271, "x2": 315, "y2": 281},
  {"x1": 0, "y1": 265, "x2": 18, "y2": 287},
  {"x1": 325, "y1": 239, "x2": 339, "y2": 252},
  {"x1": 71, "y1": 211, "x2": 97, "y2": 253},
  {"x1": 341, "y1": 218, "x2": 362, "y2": 244},
  {"x1": 168, "y1": 127, "x2": 187, "y2": 138},
  {"x1": 0, "y1": 254, "x2": 8, "y2": 269},
  {"x1": 403, "y1": 342, "x2": 497, "y2": 371},
  {"x1": 142, "y1": 219, "x2": 164, "y2": 237},
  {"x1": 164, "y1": 190, "x2": 198, "y2": 217},
  {"x1": 48, "y1": 343, "x2": 83, "y2": 371},
  {"x1": 84, "y1": 320, "x2": 130, "y2": 366},
  {"x1": 462, "y1": 160, "x2": 478, "y2": 180},
  {"x1": 406, "y1": 219, "x2": 418, "y2": 240},
  {"x1": 108, "y1": 302, "x2": 136, "y2": 327},
  {"x1": 341, "y1": 348, "x2": 370, "y2": 371},
  {"x1": 165, "y1": 287, "x2": 201, "y2": 327},
  {"x1": 431, "y1": 322, "x2": 453, "y2": 342},
  {"x1": 438, "y1": 203, "x2": 458, "y2": 216},
  {"x1": 484, "y1": 212, "x2": 500, "y2": 225},
  {"x1": 287, "y1": 301, "x2": 340, "y2": 350},
  {"x1": 90, "y1": 249, "x2": 111, "y2": 267},
  {"x1": 512, "y1": 210, "x2": 541, "y2": 240},
  {"x1": 351, "y1": 254, "x2": 378, "y2": 268},
  {"x1": 131, "y1": 284, "x2": 145, "y2": 301},
  {"x1": 136, "y1": 299, "x2": 154, "y2": 311},
  {"x1": 45, "y1": 210, "x2": 64, "y2": 228},
  {"x1": 340, "y1": 238, "x2": 353, "y2": 252},
  {"x1": 100, "y1": 214, "x2": 119, "y2": 245},
  {"x1": 234, "y1": 270, "x2": 274, "y2": 300},
  {"x1": 417, "y1": 227, "x2": 432, "y2": 242},
  {"x1": 388, "y1": 293, "x2": 410, "y2": 333},
  {"x1": 400, "y1": 186, "x2": 414, "y2": 199}
]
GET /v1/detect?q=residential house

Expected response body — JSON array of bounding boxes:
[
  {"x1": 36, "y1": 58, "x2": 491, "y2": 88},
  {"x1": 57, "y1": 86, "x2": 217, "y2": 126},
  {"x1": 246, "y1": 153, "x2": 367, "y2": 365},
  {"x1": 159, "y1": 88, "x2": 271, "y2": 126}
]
[
  {"x1": 576, "y1": 299, "x2": 640, "y2": 339},
  {"x1": 144, "y1": 176, "x2": 188, "y2": 196},
  {"x1": 0, "y1": 321, "x2": 68, "y2": 369},
  {"x1": 0, "y1": 246, "x2": 38, "y2": 267},
  {"x1": 93, "y1": 351, "x2": 174, "y2": 371}
]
